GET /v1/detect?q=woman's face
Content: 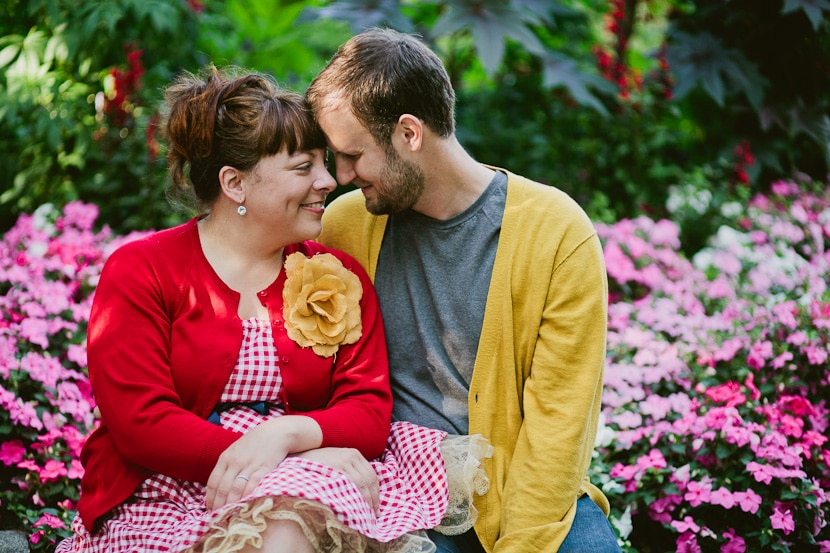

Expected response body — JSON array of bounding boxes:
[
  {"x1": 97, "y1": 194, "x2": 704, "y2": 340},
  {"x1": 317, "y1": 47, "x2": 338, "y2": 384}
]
[{"x1": 242, "y1": 147, "x2": 336, "y2": 245}]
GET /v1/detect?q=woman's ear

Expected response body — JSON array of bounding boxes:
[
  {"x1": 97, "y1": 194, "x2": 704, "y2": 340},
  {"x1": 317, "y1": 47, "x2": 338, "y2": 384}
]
[
  {"x1": 395, "y1": 114, "x2": 423, "y2": 153},
  {"x1": 218, "y1": 165, "x2": 245, "y2": 204}
]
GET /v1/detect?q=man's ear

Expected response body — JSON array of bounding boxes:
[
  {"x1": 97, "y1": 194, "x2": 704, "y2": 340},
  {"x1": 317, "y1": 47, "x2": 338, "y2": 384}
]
[
  {"x1": 218, "y1": 165, "x2": 245, "y2": 204},
  {"x1": 395, "y1": 114, "x2": 423, "y2": 153}
]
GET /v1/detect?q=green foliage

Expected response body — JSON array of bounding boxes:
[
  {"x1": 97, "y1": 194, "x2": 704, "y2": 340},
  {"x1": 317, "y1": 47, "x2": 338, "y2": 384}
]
[
  {"x1": 1, "y1": 0, "x2": 828, "y2": 244},
  {"x1": 0, "y1": 0, "x2": 205, "y2": 233},
  {"x1": 665, "y1": 0, "x2": 830, "y2": 187}
]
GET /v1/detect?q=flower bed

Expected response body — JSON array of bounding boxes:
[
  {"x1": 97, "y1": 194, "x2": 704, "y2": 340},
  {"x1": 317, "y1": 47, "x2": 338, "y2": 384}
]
[
  {"x1": 593, "y1": 181, "x2": 830, "y2": 552},
  {"x1": 0, "y1": 203, "x2": 149, "y2": 549},
  {"x1": 1, "y1": 182, "x2": 828, "y2": 551}
]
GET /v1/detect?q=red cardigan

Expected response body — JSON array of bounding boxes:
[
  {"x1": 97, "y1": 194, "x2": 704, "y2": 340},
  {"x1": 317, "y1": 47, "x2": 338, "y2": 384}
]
[{"x1": 77, "y1": 219, "x2": 392, "y2": 531}]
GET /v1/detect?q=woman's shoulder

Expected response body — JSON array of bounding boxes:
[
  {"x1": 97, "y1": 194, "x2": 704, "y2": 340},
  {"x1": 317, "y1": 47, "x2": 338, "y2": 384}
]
[{"x1": 103, "y1": 219, "x2": 201, "y2": 277}]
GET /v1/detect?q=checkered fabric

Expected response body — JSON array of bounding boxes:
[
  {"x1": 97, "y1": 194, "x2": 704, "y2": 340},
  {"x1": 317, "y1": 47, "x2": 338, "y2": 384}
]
[{"x1": 56, "y1": 319, "x2": 449, "y2": 552}]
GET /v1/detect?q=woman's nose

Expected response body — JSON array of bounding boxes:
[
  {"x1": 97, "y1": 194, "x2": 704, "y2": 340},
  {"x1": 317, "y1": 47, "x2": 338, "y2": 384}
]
[{"x1": 315, "y1": 166, "x2": 337, "y2": 193}]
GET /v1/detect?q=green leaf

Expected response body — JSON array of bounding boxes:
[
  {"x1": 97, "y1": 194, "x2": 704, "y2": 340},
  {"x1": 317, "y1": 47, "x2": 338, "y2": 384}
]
[
  {"x1": 0, "y1": 43, "x2": 20, "y2": 68},
  {"x1": 666, "y1": 31, "x2": 768, "y2": 108},
  {"x1": 300, "y1": 0, "x2": 414, "y2": 33},
  {"x1": 781, "y1": 0, "x2": 830, "y2": 31},
  {"x1": 540, "y1": 52, "x2": 612, "y2": 115},
  {"x1": 432, "y1": 0, "x2": 546, "y2": 73}
]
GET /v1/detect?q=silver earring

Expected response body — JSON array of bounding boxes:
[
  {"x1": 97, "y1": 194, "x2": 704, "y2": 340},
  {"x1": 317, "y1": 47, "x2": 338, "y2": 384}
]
[{"x1": 237, "y1": 205, "x2": 247, "y2": 216}]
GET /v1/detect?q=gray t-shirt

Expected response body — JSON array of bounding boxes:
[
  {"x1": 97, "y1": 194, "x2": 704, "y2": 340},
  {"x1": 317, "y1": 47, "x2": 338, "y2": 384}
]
[{"x1": 374, "y1": 171, "x2": 507, "y2": 434}]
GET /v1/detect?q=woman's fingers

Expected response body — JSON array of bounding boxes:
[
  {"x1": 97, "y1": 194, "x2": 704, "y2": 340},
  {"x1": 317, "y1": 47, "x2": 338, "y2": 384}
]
[{"x1": 293, "y1": 447, "x2": 380, "y2": 515}]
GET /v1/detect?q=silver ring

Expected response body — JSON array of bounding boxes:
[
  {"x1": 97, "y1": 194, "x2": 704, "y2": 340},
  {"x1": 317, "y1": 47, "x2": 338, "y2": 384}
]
[{"x1": 236, "y1": 474, "x2": 249, "y2": 481}]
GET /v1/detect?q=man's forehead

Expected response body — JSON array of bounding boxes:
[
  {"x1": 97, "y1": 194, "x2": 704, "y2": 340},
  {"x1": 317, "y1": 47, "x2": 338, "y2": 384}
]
[{"x1": 319, "y1": 106, "x2": 369, "y2": 152}]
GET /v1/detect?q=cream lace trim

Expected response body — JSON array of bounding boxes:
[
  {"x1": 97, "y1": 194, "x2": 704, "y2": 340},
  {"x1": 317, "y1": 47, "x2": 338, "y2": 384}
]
[{"x1": 188, "y1": 434, "x2": 494, "y2": 553}]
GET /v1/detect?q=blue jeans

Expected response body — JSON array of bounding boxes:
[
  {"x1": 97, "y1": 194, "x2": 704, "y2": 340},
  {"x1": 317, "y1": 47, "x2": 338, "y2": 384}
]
[{"x1": 427, "y1": 496, "x2": 621, "y2": 553}]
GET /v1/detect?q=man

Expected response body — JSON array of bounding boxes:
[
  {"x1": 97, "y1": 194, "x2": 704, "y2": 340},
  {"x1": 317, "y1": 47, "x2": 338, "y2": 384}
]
[{"x1": 307, "y1": 28, "x2": 620, "y2": 553}]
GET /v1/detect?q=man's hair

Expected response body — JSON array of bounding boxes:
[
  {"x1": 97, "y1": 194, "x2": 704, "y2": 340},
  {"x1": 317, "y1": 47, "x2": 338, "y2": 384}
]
[{"x1": 306, "y1": 27, "x2": 455, "y2": 147}]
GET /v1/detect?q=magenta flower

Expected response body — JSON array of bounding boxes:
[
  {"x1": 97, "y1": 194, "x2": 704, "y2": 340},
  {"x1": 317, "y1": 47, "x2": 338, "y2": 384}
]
[
  {"x1": 39, "y1": 459, "x2": 68, "y2": 483},
  {"x1": 672, "y1": 516, "x2": 701, "y2": 534},
  {"x1": 676, "y1": 531, "x2": 702, "y2": 553},
  {"x1": 770, "y1": 505, "x2": 795, "y2": 535},
  {"x1": 33, "y1": 513, "x2": 66, "y2": 530},
  {"x1": 721, "y1": 528, "x2": 746, "y2": 553},
  {"x1": 704, "y1": 382, "x2": 745, "y2": 407},
  {"x1": 0, "y1": 440, "x2": 26, "y2": 466},
  {"x1": 684, "y1": 480, "x2": 712, "y2": 507}
]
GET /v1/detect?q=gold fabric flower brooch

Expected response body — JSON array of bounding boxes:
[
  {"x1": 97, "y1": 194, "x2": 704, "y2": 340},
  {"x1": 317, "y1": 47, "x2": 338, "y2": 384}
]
[{"x1": 282, "y1": 252, "x2": 363, "y2": 357}]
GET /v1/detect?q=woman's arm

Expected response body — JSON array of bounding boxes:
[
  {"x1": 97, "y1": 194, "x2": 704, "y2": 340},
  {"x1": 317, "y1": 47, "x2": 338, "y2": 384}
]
[{"x1": 88, "y1": 240, "x2": 240, "y2": 483}]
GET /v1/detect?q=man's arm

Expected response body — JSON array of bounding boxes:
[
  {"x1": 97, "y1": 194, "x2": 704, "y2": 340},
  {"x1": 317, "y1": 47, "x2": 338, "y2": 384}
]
[{"x1": 496, "y1": 234, "x2": 608, "y2": 552}]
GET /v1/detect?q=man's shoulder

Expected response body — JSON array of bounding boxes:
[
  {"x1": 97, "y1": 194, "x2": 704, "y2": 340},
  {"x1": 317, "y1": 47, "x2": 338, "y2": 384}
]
[
  {"x1": 501, "y1": 170, "x2": 594, "y2": 228},
  {"x1": 323, "y1": 189, "x2": 371, "y2": 221}
]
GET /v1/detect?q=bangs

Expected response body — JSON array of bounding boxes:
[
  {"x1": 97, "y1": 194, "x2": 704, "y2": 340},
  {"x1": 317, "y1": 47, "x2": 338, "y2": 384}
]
[{"x1": 259, "y1": 98, "x2": 327, "y2": 156}]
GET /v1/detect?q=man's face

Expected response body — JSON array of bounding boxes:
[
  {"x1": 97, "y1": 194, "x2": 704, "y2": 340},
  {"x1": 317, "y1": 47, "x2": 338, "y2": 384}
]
[{"x1": 317, "y1": 103, "x2": 425, "y2": 215}]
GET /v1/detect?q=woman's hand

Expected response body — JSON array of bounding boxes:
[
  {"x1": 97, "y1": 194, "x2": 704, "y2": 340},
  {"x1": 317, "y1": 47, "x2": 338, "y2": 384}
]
[
  {"x1": 292, "y1": 447, "x2": 380, "y2": 515},
  {"x1": 206, "y1": 415, "x2": 322, "y2": 510}
]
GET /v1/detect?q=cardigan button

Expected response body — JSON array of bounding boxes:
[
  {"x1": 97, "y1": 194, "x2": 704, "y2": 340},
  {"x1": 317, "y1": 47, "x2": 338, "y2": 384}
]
[
  {"x1": 258, "y1": 290, "x2": 268, "y2": 297},
  {"x1": 281, "y1": 356, "x2": 290, "y2": 364}
]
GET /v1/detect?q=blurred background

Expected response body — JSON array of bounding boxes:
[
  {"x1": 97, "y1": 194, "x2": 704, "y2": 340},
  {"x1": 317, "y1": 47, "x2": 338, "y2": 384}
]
[{"x1": 1, "y1": 0, "x2": 829, "y2": 255}]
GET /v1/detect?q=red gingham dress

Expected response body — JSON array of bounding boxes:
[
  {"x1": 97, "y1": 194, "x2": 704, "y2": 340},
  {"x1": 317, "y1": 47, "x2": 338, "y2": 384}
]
[{"x1": 57, "y1": 319, "x2": 453, "y2": 553}]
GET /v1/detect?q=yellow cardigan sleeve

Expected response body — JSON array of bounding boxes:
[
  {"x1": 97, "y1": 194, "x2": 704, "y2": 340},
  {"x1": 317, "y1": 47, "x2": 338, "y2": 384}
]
[{"x1": 470, "y1": 171, "x2": 609, "y2": 553}]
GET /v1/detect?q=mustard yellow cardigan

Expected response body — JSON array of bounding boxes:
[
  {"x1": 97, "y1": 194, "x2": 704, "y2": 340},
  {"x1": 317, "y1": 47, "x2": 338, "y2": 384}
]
[{"x1": 318, "y1": 169, "x2": 610, "y2": 553}]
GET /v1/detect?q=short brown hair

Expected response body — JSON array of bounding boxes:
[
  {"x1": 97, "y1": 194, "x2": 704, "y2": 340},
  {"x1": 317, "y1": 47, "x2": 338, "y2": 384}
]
[
  {"x1": 164, "y1": 66, "x2": 325, "y2": 208},
  {"x1": 306, "y1": 28, "x2": 455, "y2": 148}
]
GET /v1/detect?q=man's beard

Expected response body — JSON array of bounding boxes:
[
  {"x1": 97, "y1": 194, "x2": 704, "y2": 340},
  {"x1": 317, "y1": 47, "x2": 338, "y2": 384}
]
[{"x1": 365, "y1": 149, "x2": 425, "y2": 215}]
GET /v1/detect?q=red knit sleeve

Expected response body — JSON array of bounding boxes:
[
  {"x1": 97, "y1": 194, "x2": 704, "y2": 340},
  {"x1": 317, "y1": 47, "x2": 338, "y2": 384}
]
[{"x1": 88, "y1": 234, "x2": 240, "y2": 483}]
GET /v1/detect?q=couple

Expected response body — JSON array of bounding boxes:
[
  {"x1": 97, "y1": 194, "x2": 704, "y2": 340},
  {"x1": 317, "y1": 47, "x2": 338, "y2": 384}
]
[{"x1": 57, "y1": 28, "x2": 619, "y2": 553}]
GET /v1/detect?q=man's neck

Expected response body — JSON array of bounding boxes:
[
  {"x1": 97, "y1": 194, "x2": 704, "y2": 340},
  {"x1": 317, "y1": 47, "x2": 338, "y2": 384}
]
[{"x1": 412, "y1": 139, "x2": 496, "y2": 220}]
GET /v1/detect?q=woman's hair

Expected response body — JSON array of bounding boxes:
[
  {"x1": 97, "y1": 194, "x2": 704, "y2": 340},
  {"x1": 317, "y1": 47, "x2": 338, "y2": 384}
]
[
  {"x1": 164, "y1": 66, "x2": 326, "y2": 208},
  {"x1": 306, "y1": 27, "x2": 455, "y2": 149}
]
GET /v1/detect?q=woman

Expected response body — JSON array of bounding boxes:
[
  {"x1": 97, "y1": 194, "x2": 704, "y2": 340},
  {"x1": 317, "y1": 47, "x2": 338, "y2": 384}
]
[{"x1": 56, "y1": 67, "x2": 490, "y2": 553}]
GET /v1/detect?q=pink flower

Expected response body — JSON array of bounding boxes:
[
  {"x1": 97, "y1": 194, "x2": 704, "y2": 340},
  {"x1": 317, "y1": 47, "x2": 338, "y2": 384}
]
[
  {"x1": 804, "y1": 343, "x2": 829, "y2": 365},
  {"x1": 684, "y1": 480, "x2": 712, "y2": 507},
  {"x1": 801, "y1": 430, "x2": 828, "y2": 451},
  {"x1": 721, "y1": 528, "x2": 746, "y2": 553},
  {"x1": 770, "y1": 505, "x2": 795, "y2": 535},
  {"x1": 746, "y1": 461, "x2": 775, "y2": 484},
  {"x1": 778, "y1": 414, "x2": 804, "y2": 438},
  {"x1": 676, "y1": 531, "x2": 701, "y2": 553},
  {"x1": 67, "y1": 458, "x2": 84, "y2": 480},
  {"x1": 671, "y1": 515, "x2": 700, "y2": 534},
  {"x1": 709, "y1": 487, "x2": 735, "y2": 509},
  {"x1": 61, "y1": 201, "x2": 99, "y2": 231},
  {"x1": 732, "y1": 490, "x2": 761, "y2": 515},
  {"x1": 636, "y1": 448, "x2": 667, "y2": 471},
  {"x1": 0, "y1": 440, "x2": 26, "y2": 466},
  {"x1": 33, "y1": 513, "x2": 65, "y2": 529},
  {"x1": 747, "y1": 339, "x2": 773, "y2": 369},
  {"x1": 704, "y1": 382, "x2": 745, "y2": 407},
  {"x1": 649, "y1": 494, "x2": 682, "y2": 524},
  {"x1": 770, "y1": 350, "x2": 793, "y2": 369},
  {"x1": 39, "y1": 459, "x2": 68, "y2": 483},
  {"x1": 778, "y1": 395, "x2": 816, "y2": 416},
  {"x1": 16, "y1": 459, "x2": 39, "y2": 472},
  {"x1": 743, "y1": 372, "x2": 760, "y2": 401}
]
